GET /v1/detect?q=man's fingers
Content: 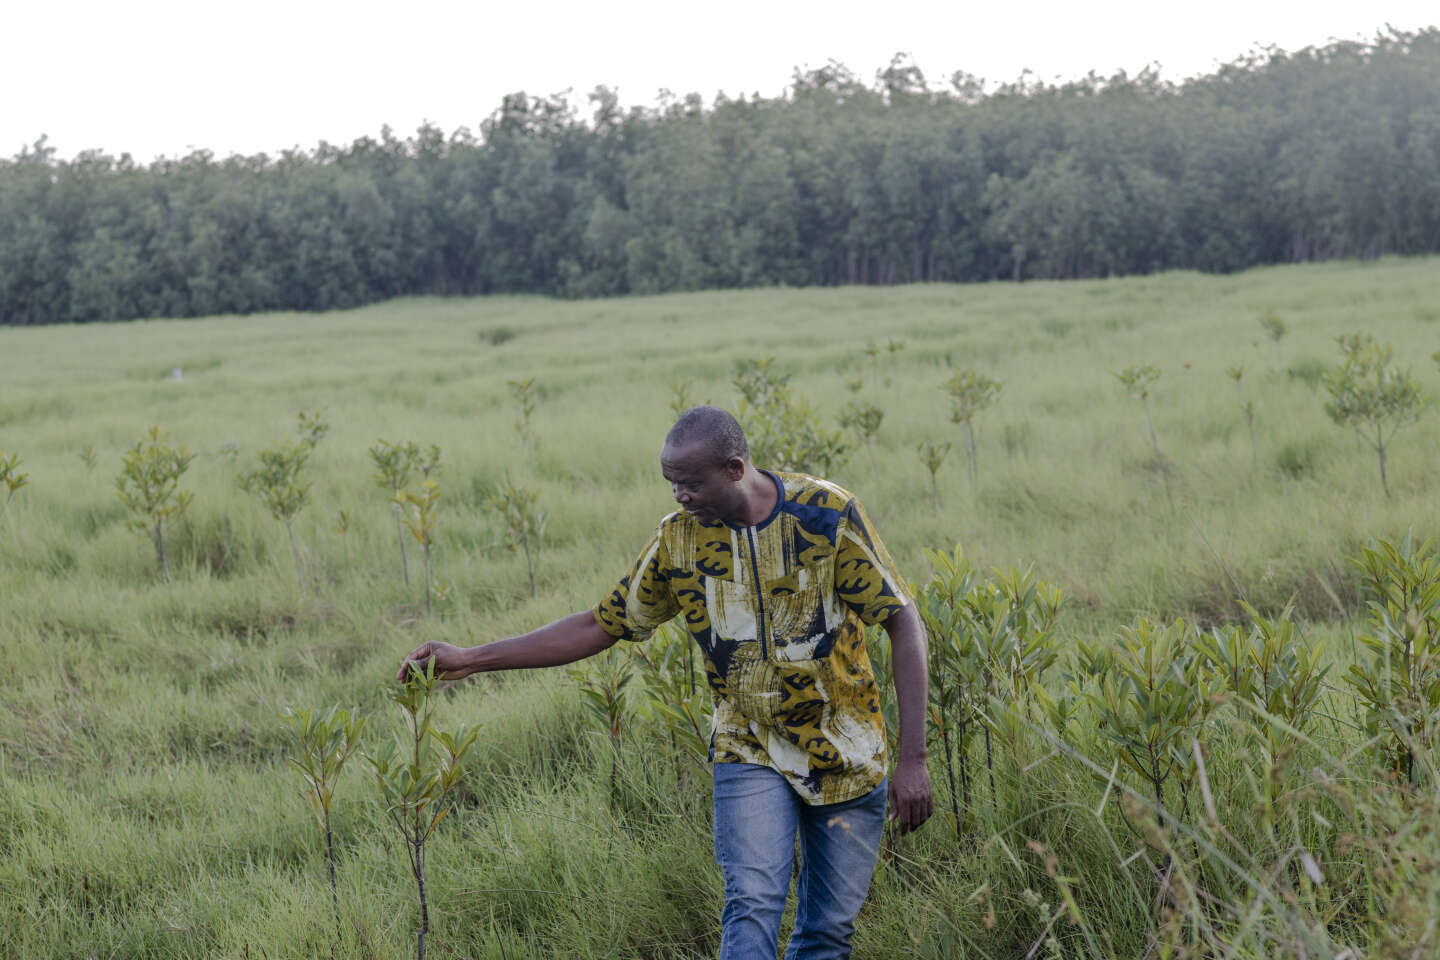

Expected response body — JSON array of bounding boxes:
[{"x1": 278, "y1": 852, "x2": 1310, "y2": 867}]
[{"x1": 396, "y1": 643, "x2": 433, "y2": 681}]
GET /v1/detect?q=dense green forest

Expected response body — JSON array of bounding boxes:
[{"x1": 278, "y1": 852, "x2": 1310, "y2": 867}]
[{"x1": 3, "y1": 28, "x2": 1438, "y2": 325}]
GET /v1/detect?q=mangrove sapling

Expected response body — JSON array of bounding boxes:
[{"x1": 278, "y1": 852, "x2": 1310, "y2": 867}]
[
  {"x1": 914, "y1": 548, "x2": 981, "y2": 840},
  {"x1": 237, "y1": 441, "x2": 313, "y2": 595},
  {"x1": 838, "y1": 400, "x2": 884, "y2": 486},
  {"x1": 397, "y1": 478, "x2": 441, "y2": 615},
  {"x1": 369, "y1": 661, "x2": 479, "y2": 960},
  {"x1": 632, "y1": 624, "x2": 712, "y2": 788},
  {"x1": 487, "y1": 479, "x2": 546, "y2": 598},
  {"x1": 507, "y1": 377, "x2": 538, "y2": 452},
  {"x1": 1322, "y1": 334, "x2": 1427, "y2": 497},
  {"x1": 885, "y1": 337, "x2": 905, "y2": 388},
  {"x1": 1226, "y1": 365, "x2": 1257, "y2": 475},
  {"x1": 1086, "y1": 618, "x2": 1211, "y2": 838},
  {"x1": 943, "y1": 368, "x2": 1001, "y2": 491},
  {"x1": 336, "y1": 510, "x2": 350, "y2": 568},
  {"x1": 570, "y1": 648, "x2": 634, "y2": 810},
  {"x1": 1344, "y1": 534, "x2": 1440, "y2": 784},
  {"x1": 0, "y1": 451, "x2": 29, "y2": 522},
  {"x1": 733, "y1": 357, "x2": 849, "y2": 475},
  {"x1": 296, "y1": 409, "x2": 329, "y2": 450},
  {"x1": 1194, "y1": 602, "x2": 1327, "y2": 825},
  {"x1": 1258, "y1": 309, "x2": 1287, "y2": 370},
  {"x1": 1115, "y1": 364, "x2": 1172, "y2": 507},
  {"x1": 916, "y1": 440, "x2": 951, "y2": 510},
  {"x1": 114, "y1": 425, "x2": 195, "y2": 581},
  {"x1": 370, "y1": 439, "x2": 422, "y2": 585},
  {"x1": 283, "y1": 705, "x2": 366, "y2": 945},
  {"x1": 667, "y1": 378, "x2": 696, "y2": 419}
]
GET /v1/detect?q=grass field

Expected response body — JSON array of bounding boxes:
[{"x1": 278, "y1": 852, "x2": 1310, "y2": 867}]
[{"x1": 2, "y1": 257, "x2": 1439, "y2": 958}]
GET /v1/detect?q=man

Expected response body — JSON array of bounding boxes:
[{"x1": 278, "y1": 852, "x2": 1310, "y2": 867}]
[{"x1": 397, "y1": 405, "x2": 932, "y2": 959}]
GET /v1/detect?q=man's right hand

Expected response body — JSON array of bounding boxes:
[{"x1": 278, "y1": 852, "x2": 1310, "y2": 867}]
[{"x1": 396, "y1": 640, "x2": 472, "y2": 682}]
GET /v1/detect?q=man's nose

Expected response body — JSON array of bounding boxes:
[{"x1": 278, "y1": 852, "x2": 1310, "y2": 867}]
[{"x1": 672, "y1": 484, "x2": 689, "y2": 504}]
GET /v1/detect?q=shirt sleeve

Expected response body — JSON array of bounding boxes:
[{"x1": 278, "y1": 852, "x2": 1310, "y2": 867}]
[
  {"x1": 834, "y1": 496, "x2": 910, "y2": 625},
  {"x1": 592, "y1": 525, "x2": 680, "y2": 642}
]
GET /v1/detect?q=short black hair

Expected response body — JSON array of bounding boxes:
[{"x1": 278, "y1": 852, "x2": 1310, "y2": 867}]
[{"x1": 665, "y1": 405, "x2": 749, "y2": 465}]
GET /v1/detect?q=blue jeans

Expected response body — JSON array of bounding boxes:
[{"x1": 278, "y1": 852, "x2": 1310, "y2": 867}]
[{"x1": 712, "y1": 763, "x2": 887, "y2": 960}]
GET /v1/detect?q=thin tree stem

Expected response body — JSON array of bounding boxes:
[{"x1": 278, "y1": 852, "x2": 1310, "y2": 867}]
[{"x1": 393, "y1": 503, "x2": 410, "y2": 586}]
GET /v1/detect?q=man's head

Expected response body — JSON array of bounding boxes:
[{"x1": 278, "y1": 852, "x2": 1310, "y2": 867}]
[{"x1": 661, "y1": 406, "x2": 751, "y2": 524}]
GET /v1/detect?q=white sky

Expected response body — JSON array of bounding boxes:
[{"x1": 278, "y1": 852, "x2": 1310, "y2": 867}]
[{"x1": 4, "y1": 1, "x2": 1435, "y2": 162}]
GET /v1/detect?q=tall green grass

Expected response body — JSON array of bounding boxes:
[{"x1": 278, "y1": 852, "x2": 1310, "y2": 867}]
[{"x1": 2, "y1": 256, "x2": 1439, "y2": 957}]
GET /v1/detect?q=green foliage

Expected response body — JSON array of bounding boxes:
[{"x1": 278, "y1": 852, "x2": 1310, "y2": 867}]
[
  {"x1": 488, "y1": 479, "x2": 546, "y2": 598},
  {"x1": 368, "y1": 661, "x2": 479, "y2": 960},
  {"x1": 733, "y1": 357, "x2": 848, "y2": 475},
  {"x1": 913, "y1": 545, "x2": 1065, "y2": 836},
  {"x1": 839, "y1": 399, "x2": 884, "y2": 483},
  {"x1": 295, "y1": 409, "x2": 329, "y2": 451},
  {"x1": 666, "y1": 378, "x2": 695, "y2": 420},
  {"x1": 944, "y1": 368, "x2": 1001, "y2": 490},
  {"x1": 114, "y1": 425, "x2": 195, "y2": 580},
  {"x1": 1085, "y1": 618, "x2": 1211, "y2": 828},
  {"x1": 1322, "y1": 333, "x2": 1427, "y2": 495},
  {"x1": 6, "y1": 32, "x2": 1440, "y2": 326},
  {"x1": 370, "y1": 439, "x2": 423, "y2": 585},
  {"x1": 282, "y1": 704, "x2": 366, "y2": 944},
  {"x1": 1227, "y1": 364, "x2": 1258, "y2": 473},
  {"x1": 631, "y1": 623, "x2": 712, "y2": 772},
  {"x1": 237, "y1": 440, "x2": 313, "y2": 593},
  {"x1": 915, "y1": 439, "x2": 951, "y2": 508},
  {"x1": 78, "y1": 445, "x2": 98, "y2": 472},
  {"x1": 1194, "y1": 602, "x2": 1328, "y2": 824},
  {"x1": 1115, "y1": 364, "x2": 1171, "y2": 504},
  {"x1": 569, "y1": 648, "x2": 634, "y2": 807},
  {"x1": 398, "y1": 478, "x2": 441, "y2": 615},
  {"x1": 1258, "y1": 309, "x2": 1287, "y2": 343},
  {"x1": 507, "y1": 377, "x2": 538, "y2": 451},
  {"x1": 1345, "y1": 534, "x2": 1440, "y2": 783},
  {"x1": 0, "y1": 450, "x2": 29, "y2": 519}
]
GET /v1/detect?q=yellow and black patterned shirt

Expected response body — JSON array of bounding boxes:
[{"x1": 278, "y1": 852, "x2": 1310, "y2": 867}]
[{"x1": 593, "y1": 471, "x2": 910, "y2": 805}]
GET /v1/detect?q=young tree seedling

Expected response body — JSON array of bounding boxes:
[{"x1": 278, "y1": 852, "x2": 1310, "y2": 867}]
[
  {"x1": 1115, "y1": 364, "x2": 1172, "y2": 507},
  {"x1": 488, "y1": 479, "x2": 546, "y2": 598},
  {"x1": 296, "y1": 409, "x2": 329, "y2": 451},
  {"x1": 398, "y1": 478, "x2": 441, "y2": 615},
  {"x1": 238, "y1": 440, "x2": 313, "y2": 595},
  {"x1": 79, "y1": 445, "x2": 98, "y2": 472},
  {"x1": 1344, "y1": 534, "x2": 1440, "y2": 784},
  {"x1": 370, "y1": 439, "x2": 422, "y2": 585},
  {"x1": 0, "y1": 451, "x2": 29, "y2": 522},
  {"x1": 1226, "y1": 365, "x2": 1257, "y2": 476},
  {"x1": 283, "y1": 704, "x2": 366, "y2": 946},
  {"x1": 916, "y1": 440, "x2": 952, "y2": 510},
  {"x1": 1258, "y1": 309, "x2": 1287, "y2": 369},
  {"x1": 369, "y1": 661, "x2": 479, "y2": 960},
  {"x1": 667, "y1": 378, "x2": 695, "y2": 420},
  {"x1": 943, "y1": 368, "x2": 1001, "y2": 491},
  {"x1": 839, "y1": 400, "x2": 884, "y2": 486},
  {"x1": 733, "y1": 357, "x2": 849, "y2": 475},
  {"x1": 115, "y1": 425, "x2": 195, "y2": 581},
  {"x1": 508, "y1": 377, "x2": 539, "y2": 452},
  {"x1": 1322, "y1": 334, "x2": 1426, "y2": 497}
]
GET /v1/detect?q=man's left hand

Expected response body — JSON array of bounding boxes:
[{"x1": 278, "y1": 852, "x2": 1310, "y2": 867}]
[{"x1": 887, "y1": 756, "x2": 934, "y2": 835}]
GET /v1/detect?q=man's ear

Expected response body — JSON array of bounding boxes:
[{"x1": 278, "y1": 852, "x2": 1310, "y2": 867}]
[{"x1": 724, "y1": 456, "x2": 746, "y2": 481}]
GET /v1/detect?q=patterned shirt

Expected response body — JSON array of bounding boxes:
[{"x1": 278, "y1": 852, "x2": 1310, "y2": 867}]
[{"x1": 593, "y1": 471, "x2": 911, "y2": 805}]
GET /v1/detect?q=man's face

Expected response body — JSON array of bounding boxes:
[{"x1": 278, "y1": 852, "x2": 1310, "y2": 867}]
[{"x1": 660, "y1": 439, "x2": 743, "y2": 524}]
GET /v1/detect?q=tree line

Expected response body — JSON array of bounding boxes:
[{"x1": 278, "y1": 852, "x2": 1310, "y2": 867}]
[{"x1": 3, "y1": 28, "x2": 1439, "y2": 325}]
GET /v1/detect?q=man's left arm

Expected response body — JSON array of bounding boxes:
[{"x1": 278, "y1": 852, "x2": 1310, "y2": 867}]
[{"x1": 883, "y1": 602, "x2": 934, "y2": 835}]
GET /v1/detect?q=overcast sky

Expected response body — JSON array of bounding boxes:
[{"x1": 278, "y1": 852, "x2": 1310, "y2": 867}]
[{"x1": 4, "y1": 1, "x2": 1435, "y2": 162}]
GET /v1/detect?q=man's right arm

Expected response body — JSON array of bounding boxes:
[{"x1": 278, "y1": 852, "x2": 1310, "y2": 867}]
[{"x1": 395, "y1": 611, "x2": 619, "y2": 682}]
